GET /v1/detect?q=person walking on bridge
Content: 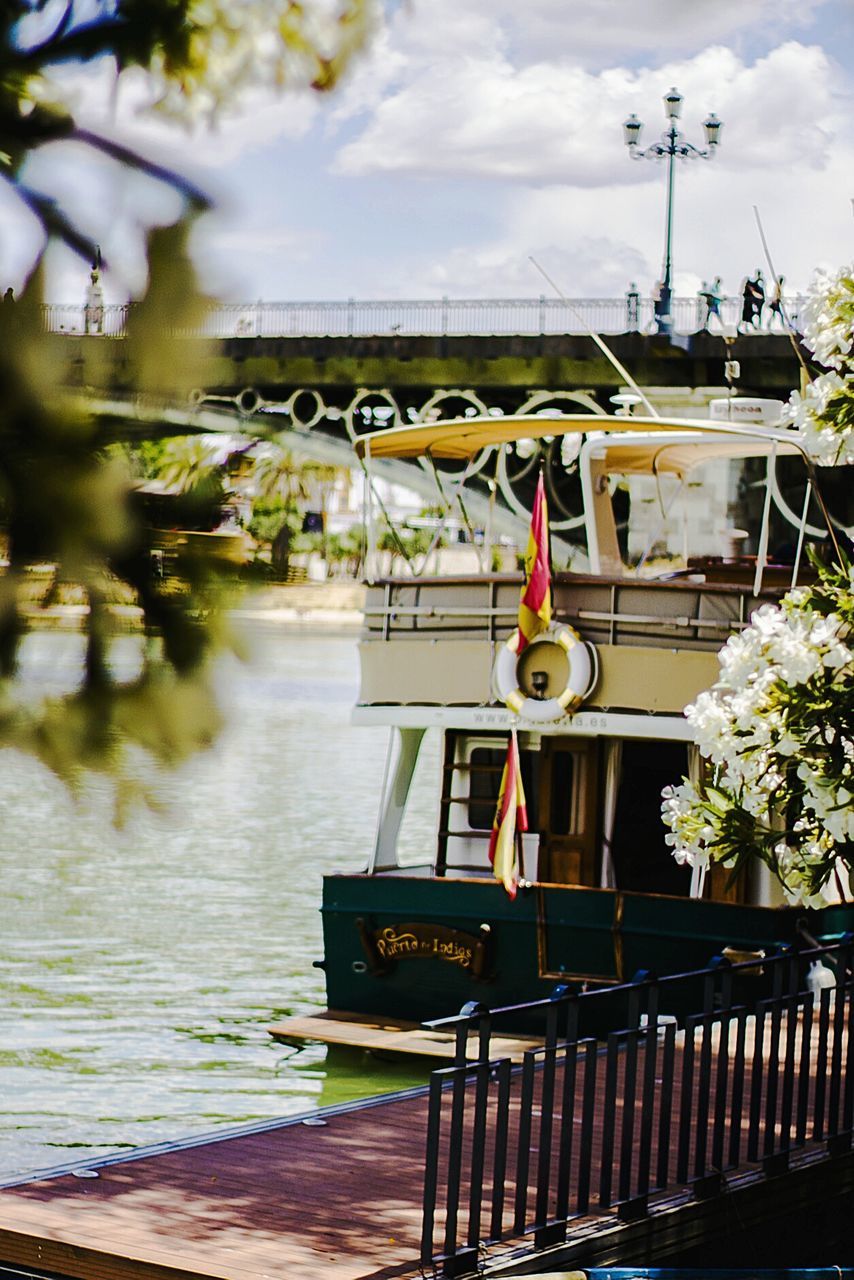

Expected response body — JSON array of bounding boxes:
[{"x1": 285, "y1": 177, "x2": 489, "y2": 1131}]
[
  {"x1": 767, "y1": 274, "x2": 786, "y2": 330},
  {"x1": 699, "y1": 276, "x2": 724, "y2": 330}
]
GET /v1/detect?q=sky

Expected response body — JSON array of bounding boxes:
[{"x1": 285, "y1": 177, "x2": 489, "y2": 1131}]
[{"x1": 5, "y1": 0, "x2": 854, "y2": 306}]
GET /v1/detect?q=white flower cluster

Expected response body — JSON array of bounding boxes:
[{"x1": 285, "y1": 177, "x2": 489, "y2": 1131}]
[
  {"x1": 148, "y1": 0, "x2": 377, "y2": 123},
  {"x1": 800, "y1": 267, "x2": 854, "y2": 370},
  {"x1": 783, "y1": 266, "x2": 854, "y2": 466},
  {"x1": 661, "y1": 780, "x2": 711, "y2": 869},
  {"x1": 784, "y1": 371, "x2": 854, "y2": 467},
  {"x1": 662, "y1": 583, "x2": 854, "y2": 904}
]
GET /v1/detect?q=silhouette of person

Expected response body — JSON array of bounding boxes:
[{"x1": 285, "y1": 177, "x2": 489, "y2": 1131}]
[
  {"x1": 700, "y1": 277, "x2": 724, "y2": 330},
  {"x1": 768, "y1": 274, "x2": 785, "y2": 330},
  {"x1": 752, "y1": 270, "x2": 765, "y2": 327},
  {"x1": 739, "y1": 271, "x2": 765, "y2": 332},
  {"x1": 84, "y1": 247, "x2": 104, "y2": 335},
  {"x1": 1, "y1": 286, "x2": 17, "y2": 335},
  {"x1": 739, "y1": 278, "x2": 753, "y2": 331},
  {"x1": 625, "y1": 281, "x2": 640, "y2": 331}
]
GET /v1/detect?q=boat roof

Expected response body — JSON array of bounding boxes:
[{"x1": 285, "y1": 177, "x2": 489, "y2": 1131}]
[
  {"x1": 355, "y1": 413, "x2": 808, "y2": 468},
  {"x1": 586, "y1": 432, "x2": 804, "y2": 476}
]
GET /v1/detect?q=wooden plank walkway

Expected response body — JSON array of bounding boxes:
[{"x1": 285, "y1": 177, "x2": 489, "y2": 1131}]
[
  {"x1": 0, "y1": 1009, "x2": 846, "y2": 1280},
  {"x1": 268, "y1": 1009, "x2": 541, "y2": 1062},
  {"x1": 0, "y1": 1092, "x2": 433, "y2": 1280}
]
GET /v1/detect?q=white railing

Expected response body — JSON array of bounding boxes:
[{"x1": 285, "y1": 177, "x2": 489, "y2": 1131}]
[{"x1": 40, "y1": 295, "x2": 806, "y2": 340}]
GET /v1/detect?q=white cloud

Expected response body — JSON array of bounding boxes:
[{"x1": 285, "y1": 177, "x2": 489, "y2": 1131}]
[
  {"x1": 192, "y1": 224, "x2": 329, "y2": 299},
  {"x1": 373, "y1": 0, "x2": 831, "y2": 69},
  {"x1": 423, "y1": 237, "x2": 647, "y2": 299},
  {"x1": 43, "y1": 60, "x2": 319, "y2": 174},
  {"x1": 13, "y1": 60, "x2": 322, "y2": 298},
  {"x1": 401, "y1": 127, "x2": 854, "y2": 303},
  {"x1": 0, "y1": 182, "x2": 45, "y2": 293},
  {"x1": 335, "y1": 42, "x2": 846, "y2": 185},
  {"x1": 14, "y1": 0, "x2": 852, "y2": 305},
  {"x1": 453, "y1": 0, "x2": 831, "y2": 63}
]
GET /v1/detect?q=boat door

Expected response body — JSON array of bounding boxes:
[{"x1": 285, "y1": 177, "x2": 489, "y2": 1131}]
[{"x1": 537, "y1": 739, "x2": 598, "y2": 885}]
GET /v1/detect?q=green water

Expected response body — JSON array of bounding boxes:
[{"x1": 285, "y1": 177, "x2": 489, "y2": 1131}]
[{"x1": 0, "y1": 623, "x2": 438, "y2": 1181}]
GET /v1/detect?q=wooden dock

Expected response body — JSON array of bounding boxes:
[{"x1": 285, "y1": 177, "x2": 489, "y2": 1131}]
[
  {"x1": 268, "y1": 1009, "x2": 541, "y2": 1062},
  {"x1": 1, "y1": 970, "x2": 852, "y2": 1280},
  {"x1": 0, "y1": 1090, "x2": 434, "y2": 1280},
  {"x1": 0, "y1": 1035, "x2": 847, "y2": 1280}
]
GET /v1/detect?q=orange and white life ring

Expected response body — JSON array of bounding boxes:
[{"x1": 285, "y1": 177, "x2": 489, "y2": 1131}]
[{"x1": 493, "y1": 625, "x2": 597, "y2": 722}]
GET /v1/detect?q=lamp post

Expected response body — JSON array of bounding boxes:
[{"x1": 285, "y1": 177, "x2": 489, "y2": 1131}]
[{"x1": 623, "y1": 88, "x2": 722, "y2": 334}]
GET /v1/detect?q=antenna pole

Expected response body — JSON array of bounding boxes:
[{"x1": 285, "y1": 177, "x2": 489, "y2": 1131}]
[{"x1": 529, "y1": 257, "x2": 660, "y2": 418}]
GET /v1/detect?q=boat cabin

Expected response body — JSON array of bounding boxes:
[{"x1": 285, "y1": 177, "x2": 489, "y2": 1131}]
[
  {"x1": 354, "y1": 415, "x2": 813, "y2": 900},
  {"x1": 314, "y1": 412, "x2": 846, "y2": 1026}
]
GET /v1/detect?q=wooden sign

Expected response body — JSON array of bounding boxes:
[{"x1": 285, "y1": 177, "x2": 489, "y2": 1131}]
[{"x1": 357, "y1": 918, "x2": 493, "y2": 979}]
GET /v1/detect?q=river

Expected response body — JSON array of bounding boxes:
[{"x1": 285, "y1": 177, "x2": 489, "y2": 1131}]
[{"x1": 0, "y1": 621, "x2": 438, "y2": 1181}]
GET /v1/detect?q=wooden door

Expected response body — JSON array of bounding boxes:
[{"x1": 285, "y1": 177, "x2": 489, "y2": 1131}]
[{"x1": 537, "y1": 739, "x2": 598, "y2": 886}]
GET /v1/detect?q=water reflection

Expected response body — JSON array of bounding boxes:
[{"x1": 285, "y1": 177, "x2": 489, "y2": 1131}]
[{"x1": 0, "y1": 624, "x2": 438, "y2": 1179}]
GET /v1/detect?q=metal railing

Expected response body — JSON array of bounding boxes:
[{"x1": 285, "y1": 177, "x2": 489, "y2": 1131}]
[
  {"x1": 421, "y1": 940, "x2": 853, "y2": 1277},
  {"x1": 40, "y1": 295, "x2": 806, "y2": 340}
]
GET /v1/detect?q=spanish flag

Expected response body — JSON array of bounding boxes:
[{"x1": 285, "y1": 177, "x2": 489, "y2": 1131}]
[
  {"x1": 518, "y1": 471, "x2": 552, "y2": 651},
  {"x1": 488, "y1": 729, "x2": 528, "y2": 899}
]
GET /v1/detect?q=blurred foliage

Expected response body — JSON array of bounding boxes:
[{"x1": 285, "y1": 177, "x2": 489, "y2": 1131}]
[
  {"x1": 246, "y1": 494, "x2": 294, "y2": 543},
  {"x1": 377, "y1": 513, "x2": 447, "y2": 571},
  {"x1": 0, "y1": 0, "x2": 373, "y2": 811},
  {"x1": 319, "y1": 524, "x2": 364, "y2": 578}
]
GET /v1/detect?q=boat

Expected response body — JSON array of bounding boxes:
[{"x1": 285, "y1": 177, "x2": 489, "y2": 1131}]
[{"x1": 271, "y1": 402, "x2": 853, "y2": 1046}]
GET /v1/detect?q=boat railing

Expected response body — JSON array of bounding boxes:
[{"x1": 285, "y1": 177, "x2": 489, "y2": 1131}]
[
  {"x1": 363, "y1": 571, "x2": 791, "y2": 653},
  {"x1": 420, "y1": 937, "x2": 854, "y2": 1277}
]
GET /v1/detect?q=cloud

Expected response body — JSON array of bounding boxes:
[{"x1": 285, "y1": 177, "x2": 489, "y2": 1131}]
[
  {"x1": 442, "y1": 0, "x2": 832, "y2": 64},
  {"x1": 0, "y1": 182, "x2": 45, "y2": 292},
  {"x1": 403, "y1": 125, "x2": 854, "y2": 303},
  {"x1": 423, "y1": 238, "x2": 648, "y2": 299},
  {"x1": 15, "y1": 60, "x2": 322, "y2": 297},
  {"x1": 365, "y1": 0, "x2": 832, "y2": 72},
  {"x1": 43, "y1": 59, "x2": 319, "y2": 175},
  {"x1": 335, "y1": 42, "x2": 847, "y2": 185},
  {"x1": 191, "y1": 224, "x2": 329, "y2": 299},
  {"x1": 18, "y1": 0, "x2": 853, "y2": 306}
]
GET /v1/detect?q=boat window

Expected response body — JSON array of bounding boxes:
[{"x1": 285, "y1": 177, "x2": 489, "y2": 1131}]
[
  {"x1": 467, "y1": 747, "x2": 540, "y2": 831},
  {"x1": 549, "y1": 750, "x2": 576, "y2": 836}
]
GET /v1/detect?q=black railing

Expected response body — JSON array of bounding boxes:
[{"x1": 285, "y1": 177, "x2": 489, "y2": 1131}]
[{"x1": 421, "y1": 941, "x2": 854, "y2": 1277}]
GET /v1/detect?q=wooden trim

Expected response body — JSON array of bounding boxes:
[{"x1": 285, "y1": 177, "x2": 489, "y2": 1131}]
[
  {"x1": 368, "y1": 568, "x2": 796, "y2": 596},
  {"x1": 612, "y1": 890, "x2": 625, "y2": 983},
  {"x1": 537, "y1": 739, "x2": 598, "y2": 887},
  {"x1": 535, "y1": 885, "x2": 623, "y2": 985},
  {"x1": 435, "y1": 729, "x2": 455, "y2": 876}
]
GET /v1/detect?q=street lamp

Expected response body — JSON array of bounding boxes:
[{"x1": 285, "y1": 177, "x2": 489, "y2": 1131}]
[{"x1": 624, "y1": 87, "x2": 722, "y2": 334}]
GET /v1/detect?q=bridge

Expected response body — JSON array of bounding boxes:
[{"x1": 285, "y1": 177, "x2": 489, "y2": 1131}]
[{"x1": 49, "y1": 296, "x2": 808, "y2": 548}]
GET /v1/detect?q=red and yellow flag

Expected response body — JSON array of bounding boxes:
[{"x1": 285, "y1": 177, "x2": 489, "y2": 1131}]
[
  {"x1": 488, "y1": 730, "x2": 528, "y2": 899},
  {"x1": 517, "y1": 471, "x2": 551, "y2": 651}
]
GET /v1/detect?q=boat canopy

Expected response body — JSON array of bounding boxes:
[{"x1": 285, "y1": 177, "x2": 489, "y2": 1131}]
[
  {"x1": 585, "y1": 433, "x2": 804, "y2": 478},
  {"x1": 355, "y1": 413, "x2": 808, "y2": 467}
]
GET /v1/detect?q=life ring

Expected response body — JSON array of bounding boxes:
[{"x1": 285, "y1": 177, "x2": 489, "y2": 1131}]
[{"x1": 493, "y1": 625, "x2": 596, "y2": 722}]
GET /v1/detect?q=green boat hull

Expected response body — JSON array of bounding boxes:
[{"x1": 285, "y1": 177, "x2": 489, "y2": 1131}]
[{"x1": 321, "y1": 874, "x2": 854, "y2": 1031}]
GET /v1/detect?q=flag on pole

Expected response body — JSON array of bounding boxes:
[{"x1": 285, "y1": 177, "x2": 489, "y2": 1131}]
[
  {"x1": 488, "y1": 729, "x2": 528, "y2": 899},
  {"x1": 517, "y1": 471, "x2": 551, "y2": 651}
]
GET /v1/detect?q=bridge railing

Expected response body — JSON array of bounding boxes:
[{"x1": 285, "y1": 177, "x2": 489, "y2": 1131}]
[
  {"x1": 421, "y1": 939, "x2": 853, "y2": 1277},
  {"x1": 39, "y1": 295, "x2": 806, "y2": 340}
]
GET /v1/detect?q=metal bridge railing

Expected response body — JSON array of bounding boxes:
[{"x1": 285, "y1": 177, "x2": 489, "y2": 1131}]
[
  {"x1": 40, "y1": 295, "x2": 806, "y2": 340},
  {"x1": 421, "y1": 939, "x2": 853, "y2": 1278}
]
